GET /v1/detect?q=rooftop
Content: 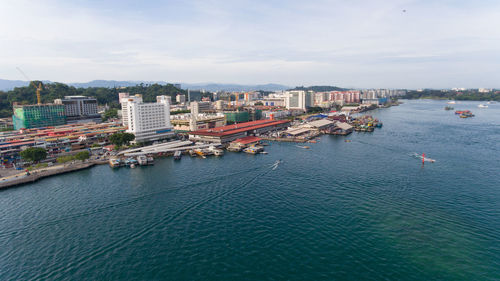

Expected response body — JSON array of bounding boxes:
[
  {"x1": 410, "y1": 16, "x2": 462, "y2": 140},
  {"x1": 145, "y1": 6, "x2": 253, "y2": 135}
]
[
  {"x1": 190, "y1": 119, "x2": 289, "y2": 137},
  {"x1": 232, "y1": 136, "x2": 262, "y2": 145}
]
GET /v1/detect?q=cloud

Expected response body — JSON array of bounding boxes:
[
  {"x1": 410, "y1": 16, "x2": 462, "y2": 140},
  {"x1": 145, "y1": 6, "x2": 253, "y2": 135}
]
[{"x1": 0, "y1": 0, "x2": 499, "y2": 88}]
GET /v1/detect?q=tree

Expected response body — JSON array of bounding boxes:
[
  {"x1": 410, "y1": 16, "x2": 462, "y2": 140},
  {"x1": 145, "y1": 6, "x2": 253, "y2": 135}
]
[
  {"x1": 20, "y1": 147, "x2": 47, "y2": 163},
  {"x1": 102, "y1": 108, "x2": 118, "y2": 121},
  {"x1": 109, "y1": 132, "x2": 135, "y2": 146},
  {"x1": 122, "y1": 133, "x2": 135, "y2": 145},
  {"x1": 74, "y1": 151, "x2": 90, "y2": 161}
]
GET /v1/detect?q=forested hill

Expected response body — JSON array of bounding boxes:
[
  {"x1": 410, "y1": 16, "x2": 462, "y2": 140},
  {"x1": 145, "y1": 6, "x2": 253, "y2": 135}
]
[
  {"x1": 290, "y1": 85, "x2": 349, "y2": 92},
  {"x1": 402, "y1": 89, "x2": 500, "y2": 101},
  {"x1": 0, "y1": 82, "x2": 186, "y2": 118}
]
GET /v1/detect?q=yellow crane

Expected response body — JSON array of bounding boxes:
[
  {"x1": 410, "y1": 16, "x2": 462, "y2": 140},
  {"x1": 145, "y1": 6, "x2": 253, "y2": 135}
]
[{"x1": 16, "y1": 67, "x2": 42, "y2": 105}]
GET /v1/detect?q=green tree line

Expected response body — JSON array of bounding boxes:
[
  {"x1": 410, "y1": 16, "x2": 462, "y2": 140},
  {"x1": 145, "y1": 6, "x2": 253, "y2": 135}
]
[
  {"x1": 0, "y1": 82, "x2": 187, "y2": 118},
  {"x1": 402, "y1": 89, "x2": 500, "y2": 101}
]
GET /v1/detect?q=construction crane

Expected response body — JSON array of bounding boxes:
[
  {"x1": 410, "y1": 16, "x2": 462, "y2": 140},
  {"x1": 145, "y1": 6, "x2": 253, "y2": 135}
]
[{"x1": 16, "y1": 67, "x2": 42, "y2": 105}]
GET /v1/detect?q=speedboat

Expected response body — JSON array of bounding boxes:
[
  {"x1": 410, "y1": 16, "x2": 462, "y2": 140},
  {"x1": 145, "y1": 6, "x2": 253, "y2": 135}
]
[
  {"x1": 447, "y1": 100, "x2": 456, "y2": 104},
  {"x1": 478, "y1": 104, "x2": 488, "y2": 108}
]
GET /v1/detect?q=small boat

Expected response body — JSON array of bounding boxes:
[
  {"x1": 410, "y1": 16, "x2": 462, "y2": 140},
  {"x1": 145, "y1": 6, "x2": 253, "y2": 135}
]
[
  {"x1": 344, "y1": 140, "x2": 351, "y2": 143},
  {"x1": 137, "y1": 155, "x2": 148, "y2": 166},
  {"x1": 130, "y1": 163, "x2": 136, "y2": 168},
  {"x1": 147, "y1": 156, "x2": 154, "y2": 165},
  {"x1": 243, "y1": 146, "x2": 264, "y2": 154},
  {"x1": 260, "y1": 151, "x2": 268, "y2": 154},
  {"x1": 213, "y1": 149, "x2": 224, "y2": 156},
  {"x1": 194, "y1": 150, "x2": 207, "y2": 158},
  {"x1": 413, "y1": 153, "x2": 436, "y2": 163},
  {"x1": 271, "y1": 159, "x2": 282, "y2": 170},
  {"x1": 444, "y1": 106, "x2": 454, "y2": 110},
  {"x1": 296, "y1": 145, "x2": 310, "y2": 149},
  {"x1": 173, "y1": 150, "x2": 182, "y2": 160},
  {"x1": 109, "y1": 158, "x2": 122, "y2": 168},
  {"x1": 478, "y1": 104, "x2": 488, "y2": 108},
  {"x1": 447, "y1": 100, "x2": 456, "y2": 104},
  {"x1": 125, "y1": 158, "x2": 138, "y2": 167}
]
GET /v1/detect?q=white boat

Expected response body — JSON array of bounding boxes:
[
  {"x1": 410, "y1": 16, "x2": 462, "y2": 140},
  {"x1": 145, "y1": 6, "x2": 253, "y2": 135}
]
[
  {"x1": 208, "y1": 146, "x2": 224, "y2": 156},
  {"x1": 296, "y1": 145, "x2": 310, "y2": 149},
  {"x1": 173, "y1": 150, "x2": 182, "y2": 160},
  {"x1": 147, "y1": 156, "x2": 154, "y2": 165},
  {"x1": 478, "y1": 104, "x2": 488, "y2": 108},
  {"x1": 412, "y1": 153, "x2": 436, "y2": 163},
  {"x1": 447, "y1": 100, "x2": 456, "y2": 104},
  {"x1": 137, "y1": 155, "x2": 148, "y2": 166}
]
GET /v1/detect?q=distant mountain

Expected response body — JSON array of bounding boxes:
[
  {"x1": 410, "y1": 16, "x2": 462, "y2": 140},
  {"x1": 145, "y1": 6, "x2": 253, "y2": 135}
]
[
  {"x1": 1, "y1": 79, "x2": 289, "y2": 92},
  {"x1": 68, "y1": 80, "x2": 170, "y2": 88},
  {"x1": 181, "y1": 83, "x2": 290, "y2": 92},
  {"x1": 291, "y1": 85, "x2": 349, "y2": 92},
  {"x1": 0, "y1": 79, "x2": 30, "y2": 91}
]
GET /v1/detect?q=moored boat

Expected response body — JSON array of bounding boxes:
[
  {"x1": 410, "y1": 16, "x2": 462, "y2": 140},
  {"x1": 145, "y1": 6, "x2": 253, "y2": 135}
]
[
  {"x1": 243, "y1": 145, "x2": 264, "y2": 154},
  {"x1": 109, "y1": 158, "x2": 122, "y2": 168},
  {"x1": 137, "y1": 155, "x2": 148, "y2": 166},
  {"x1": 173, "y1": 150, "x2": 182, "y2": 160}
]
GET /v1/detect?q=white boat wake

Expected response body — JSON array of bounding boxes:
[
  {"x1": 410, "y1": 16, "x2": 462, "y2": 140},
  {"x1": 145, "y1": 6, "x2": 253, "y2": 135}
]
[{"x1": 271, "y1": 159, "x2": 283, "y2": 170}]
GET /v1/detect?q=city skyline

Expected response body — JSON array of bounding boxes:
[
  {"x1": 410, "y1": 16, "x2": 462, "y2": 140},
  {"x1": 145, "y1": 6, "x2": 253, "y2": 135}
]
[{"x1": 1, "y1": 0, "x2": 499, "y2": 89}]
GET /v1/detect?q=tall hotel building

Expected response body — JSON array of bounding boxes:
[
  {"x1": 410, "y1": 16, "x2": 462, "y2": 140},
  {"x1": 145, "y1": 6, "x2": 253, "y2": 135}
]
[{"x1": 120, "y1": 93, "x2": 174, "y2": 143}]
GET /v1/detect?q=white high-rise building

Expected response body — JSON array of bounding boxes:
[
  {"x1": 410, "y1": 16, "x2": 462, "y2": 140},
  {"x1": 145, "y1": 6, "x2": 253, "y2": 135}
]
[
  {"x1": 122, "y1": 95, "x2": 174, "y2": 143},
  {"x1": 54, "y1": 95, "x2": 101, "y2": 123},
  {"x1": 285, "y1": 90, "x2": 312, "y2": 110},
  {"x1": 120, "y1": 93, "x2": 143, "y2": 126}
]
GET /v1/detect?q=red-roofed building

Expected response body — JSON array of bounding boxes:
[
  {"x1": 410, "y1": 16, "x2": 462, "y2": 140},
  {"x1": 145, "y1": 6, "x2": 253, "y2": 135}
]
[{"x1": 189, "y1": 119, "x2": 289, "y2": 144}]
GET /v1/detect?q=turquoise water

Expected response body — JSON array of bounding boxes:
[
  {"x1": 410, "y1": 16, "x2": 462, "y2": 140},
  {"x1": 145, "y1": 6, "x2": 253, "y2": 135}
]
[{"x1": 1, "y1": 100, "x2": 499, "y2": 280}]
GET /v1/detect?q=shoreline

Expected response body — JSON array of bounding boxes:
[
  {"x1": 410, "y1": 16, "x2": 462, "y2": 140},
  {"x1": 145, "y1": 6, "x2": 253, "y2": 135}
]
[{"x1": 0, "y1": 160, "x2": 107, "y2": 190}]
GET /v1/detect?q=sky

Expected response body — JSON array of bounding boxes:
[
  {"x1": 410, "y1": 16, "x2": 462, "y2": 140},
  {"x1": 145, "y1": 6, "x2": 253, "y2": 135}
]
[{"x1": 1, "y1": 0, "x2": 499, "y2": 88}]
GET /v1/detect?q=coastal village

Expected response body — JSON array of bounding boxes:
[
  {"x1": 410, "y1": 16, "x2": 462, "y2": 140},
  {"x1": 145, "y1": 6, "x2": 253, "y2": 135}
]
[{"x1": 0, "y1": 87, "x2": 402, "y2": 188}]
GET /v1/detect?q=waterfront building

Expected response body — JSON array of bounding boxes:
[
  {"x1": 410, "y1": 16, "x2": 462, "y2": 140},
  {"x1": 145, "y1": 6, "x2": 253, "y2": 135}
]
[
  {"x1": 12, "y1": 104, "x2": 66, "y2": 130},
  {"x1": 122, "y1": 95, "x2": 174, "y2": 143},
  {"x1": 54, "y1": 96, "x2": 101, "y2": 124},
  {"x1": 189, "y1": 119, "x2": 290, "y2": 144},
  {"x1": 0, "y1": 122, "x2": 125, "y2": 166}
]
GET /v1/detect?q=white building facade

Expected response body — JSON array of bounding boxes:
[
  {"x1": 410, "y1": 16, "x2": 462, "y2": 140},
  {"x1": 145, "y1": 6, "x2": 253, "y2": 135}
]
[
  {"x1": 285, "y1": 90, "x2": 313, "y2": 110},
  {"x1": 54, "y1": 96, "x2": 101, "y2": 123},
  {"x1": 123, "y1": 95, "x2": 174, "y2": 143}
]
